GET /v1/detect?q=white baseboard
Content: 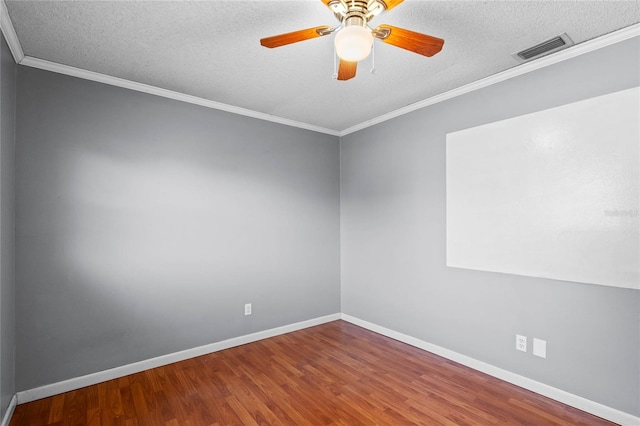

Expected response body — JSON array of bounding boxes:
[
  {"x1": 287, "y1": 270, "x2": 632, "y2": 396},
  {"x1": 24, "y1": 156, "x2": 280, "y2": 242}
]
[
  {"x1": 341, "y1": 313, "x2": 639, "y2": 426},
  {"x1": 0, "y1": 394, "x2": 17, "y2": 426},
  {"x1": 16, "y1": 313, "x2": 341, "y2": 405},
  {"x1": 12, "y1": 312, "x2": 639, "y2": 425}
]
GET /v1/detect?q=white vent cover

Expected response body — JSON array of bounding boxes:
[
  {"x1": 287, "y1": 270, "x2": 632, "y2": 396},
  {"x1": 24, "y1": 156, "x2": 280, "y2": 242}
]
[{"x1": 513, "y1": 33, "x2": 574, "y2": 62}]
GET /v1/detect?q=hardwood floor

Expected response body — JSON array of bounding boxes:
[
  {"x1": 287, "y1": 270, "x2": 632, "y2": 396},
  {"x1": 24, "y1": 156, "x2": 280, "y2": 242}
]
[{"x1": 11, "y1": 320, "x2": 614, "y2": 425}]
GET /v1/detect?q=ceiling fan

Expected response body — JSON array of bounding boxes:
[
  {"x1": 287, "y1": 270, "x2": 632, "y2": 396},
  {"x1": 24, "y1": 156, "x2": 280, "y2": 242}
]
[{"x1": 260, "y1": 0, "x2": 444, "y2": 81}]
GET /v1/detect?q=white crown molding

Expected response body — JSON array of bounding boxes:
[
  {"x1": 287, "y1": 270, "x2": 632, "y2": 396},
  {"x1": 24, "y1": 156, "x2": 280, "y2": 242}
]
[
  {"x1": 16, "y1": 313, "x2": 341, "y2": 405},
  {"x1": 0, "y1": 395, "x2": 16, "y2": 426},
  {"x1": 19, "y1": 56, "x2": 341, "y2": 137},
  {"x1": 1, "y1": 0, "x2": 339, "y2": 136},
  {"x1": 4, "y1": 2, "x2": 638, "y2": 138},
  {"x1": 341, "y1": 314, "x2": 640, "y2": 426},
  {"x1": 0, "y1": 0, "x2": 24, "y2": 62},
  {"x1": 339, "y1": 23, "x2": 640, "y2": 136}
]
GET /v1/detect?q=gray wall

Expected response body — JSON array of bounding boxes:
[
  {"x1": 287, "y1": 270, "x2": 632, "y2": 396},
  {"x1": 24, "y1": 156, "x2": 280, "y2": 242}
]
[
  {"x1": 15, "y1": 67, "x2": 341, "y2": 391},
  {"x1": 0, "y1": 34, "x2": 16, "y2": 418},
  {"x1": 340, "y1": 37, "x2": 640, "y2": 416}
]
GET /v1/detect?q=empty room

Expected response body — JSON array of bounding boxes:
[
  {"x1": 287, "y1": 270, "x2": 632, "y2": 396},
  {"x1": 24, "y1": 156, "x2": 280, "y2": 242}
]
[{"x1": 0, "y1": 0, "x2": 638, "y2": 425}]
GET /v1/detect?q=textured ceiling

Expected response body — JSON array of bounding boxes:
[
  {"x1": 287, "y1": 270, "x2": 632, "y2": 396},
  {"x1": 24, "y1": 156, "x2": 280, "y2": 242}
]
[{"x1": 5, "y1": 0, "x2": 640, "y2": 132}]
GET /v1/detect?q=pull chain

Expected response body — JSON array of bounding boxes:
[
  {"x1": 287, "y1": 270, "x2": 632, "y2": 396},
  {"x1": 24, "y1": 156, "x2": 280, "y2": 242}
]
[
  {"x1": 370, "y1": 41, "x2": 376, "y2": 75},
  {"x1": 332, "y1": 43, "x2": 338, "y2": 79}
]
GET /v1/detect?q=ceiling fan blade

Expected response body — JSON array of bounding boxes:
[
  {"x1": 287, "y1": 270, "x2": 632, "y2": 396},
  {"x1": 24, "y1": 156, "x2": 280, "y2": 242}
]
[
  {"x1": 337, "y1": 60, "x2": 357, "y2": 81},
  {"x1": 379, "y1": 0, "x2": 404, "y2": 12},
  {"x1": 373, "y1": 24, "x2": 444, "y2": 57},
  {"x1": 260, "y1": 26, "x2": 332, "y2": 48}
]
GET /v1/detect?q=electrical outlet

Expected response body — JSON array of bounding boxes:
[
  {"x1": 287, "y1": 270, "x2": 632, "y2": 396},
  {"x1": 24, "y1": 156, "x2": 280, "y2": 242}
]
[
  {"x1": 244, "y1": 303, "x2": 252, "y2": 316},
  {"x1": 533, "y1": 338, "x2": 547, "y2": 358},
  {"x1": 516, "y1": 335, "x2": 527, "y2": 352}
]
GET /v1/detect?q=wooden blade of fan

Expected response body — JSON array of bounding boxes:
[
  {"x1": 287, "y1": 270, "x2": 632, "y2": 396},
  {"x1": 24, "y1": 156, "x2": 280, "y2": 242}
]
[
  {"x1": 320, "y1": 0, "x2": 335, "y2": 9},
  {"x1": 379, "y1": 0, "x2": 404, "y2": 11},
  {"x1": 337, "y1": 60, "x2": 357, "y2": 81},
  {"x1": 374, "y1": 25, "x2": 444, "y2": 57},
  {"x1": 260, "y1": 26, "x2": 332, "y2": 48}
]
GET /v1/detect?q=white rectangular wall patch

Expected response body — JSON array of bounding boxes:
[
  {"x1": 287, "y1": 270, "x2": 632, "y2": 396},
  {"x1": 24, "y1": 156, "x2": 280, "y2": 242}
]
[{"x1": 446, "y1": 87, "x2": 639, "y2": 289}]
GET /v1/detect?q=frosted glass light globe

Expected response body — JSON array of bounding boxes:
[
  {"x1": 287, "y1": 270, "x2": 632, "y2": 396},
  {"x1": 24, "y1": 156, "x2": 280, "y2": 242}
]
[{"x1": 334, "y1": 26, "x2": 373, "y2": 62}]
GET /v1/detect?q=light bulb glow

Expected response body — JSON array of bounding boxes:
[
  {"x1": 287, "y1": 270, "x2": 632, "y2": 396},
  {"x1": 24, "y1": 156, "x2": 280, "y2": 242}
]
[{"x1": 334, "y1": 26, "x2": 373, "y2": 62}]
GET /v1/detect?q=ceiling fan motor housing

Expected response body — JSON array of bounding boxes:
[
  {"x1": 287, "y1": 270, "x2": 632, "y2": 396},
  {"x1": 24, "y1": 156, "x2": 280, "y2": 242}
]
[{"x1": 343, "y1": 0, "x2": 370, "y2": 28}]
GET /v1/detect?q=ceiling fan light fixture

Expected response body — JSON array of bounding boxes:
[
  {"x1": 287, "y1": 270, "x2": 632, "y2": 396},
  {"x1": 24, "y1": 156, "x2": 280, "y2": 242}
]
[
  {"x1": 260, "y1": 0, "x2": 445, "y2": 80},
  {"x1": 335, "y1": 25, "x2": 373, "y2": 62}
]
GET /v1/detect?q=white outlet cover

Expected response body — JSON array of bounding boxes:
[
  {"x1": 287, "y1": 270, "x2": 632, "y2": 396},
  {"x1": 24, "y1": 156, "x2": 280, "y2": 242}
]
[
  {"x1": 244, "y1": 303, "x2": 252, "y2": 316},
  {"x1": 516, "y1": 335, "x2": 527, "y2": 352},
  {"x1": 533, "y1": 338, "x2": 547, "y2": 358}
]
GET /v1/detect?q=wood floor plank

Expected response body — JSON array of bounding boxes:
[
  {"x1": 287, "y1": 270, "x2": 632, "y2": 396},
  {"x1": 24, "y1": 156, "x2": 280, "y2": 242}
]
[
  {"x1": 10, "y1": 321, "x2": 616, "y2": 425},
  {"x1": 47, "y1": 394, "x2": 65, "y2": 424}
]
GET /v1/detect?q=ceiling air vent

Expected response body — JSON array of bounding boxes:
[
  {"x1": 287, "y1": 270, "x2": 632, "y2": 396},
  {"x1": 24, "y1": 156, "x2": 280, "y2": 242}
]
[{"x1": 513, "y1": 33, "x2": 574, "y2": 62}]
